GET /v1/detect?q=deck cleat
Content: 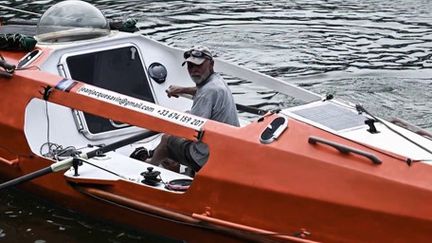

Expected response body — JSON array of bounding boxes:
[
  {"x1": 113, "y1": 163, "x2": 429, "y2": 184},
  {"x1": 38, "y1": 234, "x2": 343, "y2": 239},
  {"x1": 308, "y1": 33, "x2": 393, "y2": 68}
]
[{"x1": 140, "y1": 167, "x2": 161, "y2": 186}]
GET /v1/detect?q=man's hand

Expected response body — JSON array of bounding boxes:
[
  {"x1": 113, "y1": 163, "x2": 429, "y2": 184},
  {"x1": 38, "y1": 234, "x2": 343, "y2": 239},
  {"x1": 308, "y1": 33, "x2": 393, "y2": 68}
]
[
  {"x1": 161, "y1": 158, "x2": 180, "y2": 172},
  {"x1": 166, "y1": 85, "x2": 182, "y2": 98},
  {"x1": 165, "y1": 85, "x2": 197, "y2": 98}
]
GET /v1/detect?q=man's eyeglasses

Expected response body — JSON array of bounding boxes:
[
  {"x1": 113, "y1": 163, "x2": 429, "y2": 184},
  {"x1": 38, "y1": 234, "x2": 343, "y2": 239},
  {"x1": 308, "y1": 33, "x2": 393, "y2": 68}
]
[{"x1": 183, "y1": 50, "x2": 212, "y2": 60}]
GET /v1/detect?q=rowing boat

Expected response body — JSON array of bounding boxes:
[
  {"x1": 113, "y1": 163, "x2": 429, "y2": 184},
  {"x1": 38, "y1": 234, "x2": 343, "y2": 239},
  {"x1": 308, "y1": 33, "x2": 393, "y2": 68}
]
[{"x1": 1, "y1": 1, "x2": 432, "y2": 242}]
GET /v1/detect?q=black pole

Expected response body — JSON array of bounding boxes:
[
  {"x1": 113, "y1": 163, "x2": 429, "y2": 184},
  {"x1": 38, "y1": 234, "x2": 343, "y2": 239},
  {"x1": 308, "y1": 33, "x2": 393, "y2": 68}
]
[
  {"x1": 179, "y1": 93, "x2": 268, "y2": 116},
  {"x1": 235, "y1": 103, "x2": 267, "y2": 116},
  {"x1": 0, "y1": 130, "x2": 158, "y2": 190},
  {"x1": 86, "y1": 130, "x2": 158, "y2": 158},
  {"x1": 0, "y1": 167, "x2": 52, "y2": 190}
]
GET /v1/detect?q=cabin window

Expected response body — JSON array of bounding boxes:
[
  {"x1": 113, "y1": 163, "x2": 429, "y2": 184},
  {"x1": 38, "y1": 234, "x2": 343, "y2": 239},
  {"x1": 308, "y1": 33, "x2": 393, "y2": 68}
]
[{"x1": 65, "y1": 46, "x2": 154, "y2": 139}]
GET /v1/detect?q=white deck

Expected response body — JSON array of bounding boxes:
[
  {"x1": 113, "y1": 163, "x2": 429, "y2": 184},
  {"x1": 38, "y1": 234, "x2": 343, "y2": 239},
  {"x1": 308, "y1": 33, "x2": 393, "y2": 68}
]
[
  {"x1": 283, "y1": 100, "x2": 432, "y2": 164},
  {"x1": 63, "y1": 150, "x2": 192, "y2": 192}
]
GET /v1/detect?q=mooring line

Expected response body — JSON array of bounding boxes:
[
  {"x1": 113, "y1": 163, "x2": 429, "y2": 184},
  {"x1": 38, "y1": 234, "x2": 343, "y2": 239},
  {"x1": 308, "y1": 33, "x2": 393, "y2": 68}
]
[{"x1": 0, "y1": 5, "x2": 41, "y2": 17}]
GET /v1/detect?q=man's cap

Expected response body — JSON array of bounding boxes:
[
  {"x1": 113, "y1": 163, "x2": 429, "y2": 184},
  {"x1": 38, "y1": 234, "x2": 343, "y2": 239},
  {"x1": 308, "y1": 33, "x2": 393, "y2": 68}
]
[{"x1": 182, "y1": 46, "x2": 213, "y2": 66}]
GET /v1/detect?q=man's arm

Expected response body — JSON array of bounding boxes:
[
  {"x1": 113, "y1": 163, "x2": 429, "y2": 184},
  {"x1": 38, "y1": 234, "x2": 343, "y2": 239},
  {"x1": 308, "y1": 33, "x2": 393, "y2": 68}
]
[{"x1": 166, "y1": 85, "x2": 197, "y2": 98}]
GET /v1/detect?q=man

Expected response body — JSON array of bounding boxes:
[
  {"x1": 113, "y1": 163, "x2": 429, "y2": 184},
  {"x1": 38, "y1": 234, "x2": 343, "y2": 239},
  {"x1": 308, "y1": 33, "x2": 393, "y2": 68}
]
[{"x1": 149, "y1": 46, "x2": 239, "y2": 173}]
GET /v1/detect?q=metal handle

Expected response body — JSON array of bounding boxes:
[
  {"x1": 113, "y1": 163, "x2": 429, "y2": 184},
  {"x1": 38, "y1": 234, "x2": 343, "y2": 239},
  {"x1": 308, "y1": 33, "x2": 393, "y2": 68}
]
[
  {"x1": 308, "y1": 136, "x2": 382, "y2": 165},
  {"x1": 0, "y1": 156, "x2": 19, "y2": 165},
  {"x1": 0, "y1": 148, "x2": 19, "y2": 165}
]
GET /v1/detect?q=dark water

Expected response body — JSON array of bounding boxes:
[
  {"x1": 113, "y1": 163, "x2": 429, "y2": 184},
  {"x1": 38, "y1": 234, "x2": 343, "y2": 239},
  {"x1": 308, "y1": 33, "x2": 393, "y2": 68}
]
[{"x1": 1, "y1": 0, "x2": 431, "y2": 242}]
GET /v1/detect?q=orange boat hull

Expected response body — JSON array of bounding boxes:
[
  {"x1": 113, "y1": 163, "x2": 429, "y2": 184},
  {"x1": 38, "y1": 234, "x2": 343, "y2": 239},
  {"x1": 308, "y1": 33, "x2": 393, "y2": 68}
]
[{"x1": 1, "y1": 49, "x2": 432, "y2": 243}]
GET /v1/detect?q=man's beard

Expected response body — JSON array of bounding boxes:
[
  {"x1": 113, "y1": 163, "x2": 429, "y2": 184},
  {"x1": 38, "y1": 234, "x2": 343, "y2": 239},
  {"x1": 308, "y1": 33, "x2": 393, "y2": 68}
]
[{"x1": 190, "y1": 69, "x2": 211, "y2": 85}]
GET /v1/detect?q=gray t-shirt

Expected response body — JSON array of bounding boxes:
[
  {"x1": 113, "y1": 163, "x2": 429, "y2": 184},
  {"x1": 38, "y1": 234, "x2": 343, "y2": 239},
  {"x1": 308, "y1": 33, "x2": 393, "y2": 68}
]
[
  {"x1": 189, "y1": 72, "x2": 239, "y2": 166},
  {"x1": 191, "y1": 72, "x2": 240, "y2": 126}
]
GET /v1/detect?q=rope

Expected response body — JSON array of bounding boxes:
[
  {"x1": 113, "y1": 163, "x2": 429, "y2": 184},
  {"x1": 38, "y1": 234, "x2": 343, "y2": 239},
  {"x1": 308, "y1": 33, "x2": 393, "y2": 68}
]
[
  {"x1": 0, "y1": 5, "x2": 41, "y2": 17},
  {"x1": 356, "y1": 104, "x2": 432, "y2": 158}
]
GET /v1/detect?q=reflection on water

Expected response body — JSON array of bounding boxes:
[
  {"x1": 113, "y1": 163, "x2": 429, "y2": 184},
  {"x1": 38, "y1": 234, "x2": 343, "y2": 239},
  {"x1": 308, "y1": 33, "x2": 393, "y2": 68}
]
[
  {"x1": 0, "y1": 189, "x2": 177, "y2": 243},
  {"x1": 0, "y1": 0, "x2": 431, "y2": 242}
]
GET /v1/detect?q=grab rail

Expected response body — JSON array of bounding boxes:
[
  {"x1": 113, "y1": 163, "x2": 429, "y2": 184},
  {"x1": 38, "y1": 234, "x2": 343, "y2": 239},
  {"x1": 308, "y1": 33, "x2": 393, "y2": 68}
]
[
  {"x1": 0, "y1": 155, "x2": 19, "y2": 165},
  {"x1": 0, "y1": 147, "x2": 19, "y2": 166},
  {"x1": 308, "y1": 136, "x2": 382, "y2": 165},
  {"x1": 77, "y1": 186, "x2": 316, "y2": 242},
  {"x1": 192, "y1": 213, "x2": 317, "y2": 242}
]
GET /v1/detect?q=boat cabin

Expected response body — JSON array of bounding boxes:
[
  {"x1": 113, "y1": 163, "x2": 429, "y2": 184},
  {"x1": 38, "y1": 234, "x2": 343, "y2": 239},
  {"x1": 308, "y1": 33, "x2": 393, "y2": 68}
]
[{"x1": 18, "y1": 1, "x2": 206, "y2": 191}]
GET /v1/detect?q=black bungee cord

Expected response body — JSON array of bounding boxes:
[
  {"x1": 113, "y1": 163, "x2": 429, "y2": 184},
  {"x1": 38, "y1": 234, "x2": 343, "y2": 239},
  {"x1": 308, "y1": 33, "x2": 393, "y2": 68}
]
[{"x1": 355, "y1": 104, "x2": 432, "y2": 164}]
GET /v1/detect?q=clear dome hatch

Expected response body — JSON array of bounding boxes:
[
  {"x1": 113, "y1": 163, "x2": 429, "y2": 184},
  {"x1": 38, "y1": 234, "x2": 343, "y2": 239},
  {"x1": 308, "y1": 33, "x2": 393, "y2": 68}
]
[{"x1": 36, "y1": 0, "x2": 110, "y2": 42}]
